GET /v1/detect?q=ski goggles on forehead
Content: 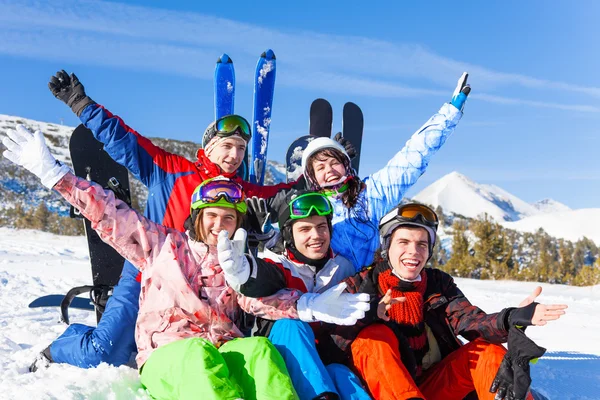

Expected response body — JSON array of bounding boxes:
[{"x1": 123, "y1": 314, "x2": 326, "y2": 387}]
[
  {"x1": 379, "y1": 204, "x2": 439, "y2": 236},
  {"x1": 214, "y1": 115, "x2": 252, "y2": 141},
  {"x1": 289, "y1": 193, "x2": 333, "y2": 220},
  {"x1": 191, "y1": 179, "x2": 245, "y2": 209}
]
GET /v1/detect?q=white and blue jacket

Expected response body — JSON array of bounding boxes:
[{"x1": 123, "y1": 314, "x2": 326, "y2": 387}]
[{"x1": 329, "y1": 102, "x2": 462, "y2": 270}]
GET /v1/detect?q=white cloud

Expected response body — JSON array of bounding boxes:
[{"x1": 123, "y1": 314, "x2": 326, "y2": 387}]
[{"x1": 1, "y1": 0, "x2": 599, "y2": 111}]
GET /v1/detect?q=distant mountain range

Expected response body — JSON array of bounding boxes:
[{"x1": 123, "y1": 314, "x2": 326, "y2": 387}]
[
  {"x1": 412, "y1": 171, "x2": 600, "y2": 244},
  {"x1": 1, "y1": 114, "x2": 598, "y2": 245}
]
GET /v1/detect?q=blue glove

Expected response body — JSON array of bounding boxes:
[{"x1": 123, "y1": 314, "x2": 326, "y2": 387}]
[{"x1": 451, "y1": 72, "x2": 471, "y2": 112}]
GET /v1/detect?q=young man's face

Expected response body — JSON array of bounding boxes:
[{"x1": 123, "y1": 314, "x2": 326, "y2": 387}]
[
  {"x1": 207, "y1": 137, "x2": 247, "y2": 174},
  {"x1": 311, "y1": 153, "x2": 347, "y2": 187},
  {"x1": 291, "y1": 215, "x2": 331, "y2": 260},
  {"x1": 387, "y1": 226, "x2": 430, "y2": 281},
  {"x1": 199, "y1": 206, "x2": 238, "y2": 246}
]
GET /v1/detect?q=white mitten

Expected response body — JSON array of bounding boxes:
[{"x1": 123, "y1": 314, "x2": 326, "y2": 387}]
[
  {"x1": 2, "y1": 125, "x2": 71, "y2": 188},
  {"x1": 297, "y1": 282, "x2": 371, "y2": 326},
  {"x1": 217, "y1": 229, "x2": 250, "y2": 291}
]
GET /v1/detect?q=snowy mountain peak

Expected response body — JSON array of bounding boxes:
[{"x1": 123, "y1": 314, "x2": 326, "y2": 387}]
[
  {"x1": 413, "y1": 171, "x2": 539, "y2": 222},
  {"x1": 533, "y1": 198, "x2": 571, "y2": 214}
]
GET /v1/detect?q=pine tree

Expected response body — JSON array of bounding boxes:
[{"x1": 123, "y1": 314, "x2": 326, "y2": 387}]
[
  {"x1": 573, "y1": 258, "x2": 600, "y2": 286},
  {"x1": 445, "y1": 220, "x2": 473, "y2": 277},
  {"x1": 32, "y1": 202, "x2": 51, "y2": 231},
  {"x1": 471, "y1": 214, "x2": 514, "y2": 280}
]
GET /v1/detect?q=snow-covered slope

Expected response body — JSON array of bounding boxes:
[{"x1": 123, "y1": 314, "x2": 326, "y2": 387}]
[
  {"x1": 0, "y1": 228, "x2": 598, "y2": 399},
  {"x1": 503, "y1": 208, "x2": 600, "y2": 244}
]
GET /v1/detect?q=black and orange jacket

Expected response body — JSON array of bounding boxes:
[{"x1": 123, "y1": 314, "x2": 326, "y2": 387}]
[{"x1": 318, "y1": 262, "x2": 512, "y2": 370}]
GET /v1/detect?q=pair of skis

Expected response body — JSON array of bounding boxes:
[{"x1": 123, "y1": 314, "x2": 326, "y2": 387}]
[
  {"x1": 285, "y1": 99, "x2": 364, "y2": 183},
  {"x1": 214, "y1": 50, "x2": 276, "y2": 185}
]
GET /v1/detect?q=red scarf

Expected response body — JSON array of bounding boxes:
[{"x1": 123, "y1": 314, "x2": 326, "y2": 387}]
[{"x1": 378, "y1": 269, "x2": 429, "y2": 375}]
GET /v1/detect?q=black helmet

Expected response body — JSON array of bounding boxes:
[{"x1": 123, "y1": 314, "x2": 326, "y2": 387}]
[
  {"x1": 276, "y1": 190, "x2": 334, "y2": 247},
  {"x1": 379, "y1": 203, "x2": 439, "y2": 260}
]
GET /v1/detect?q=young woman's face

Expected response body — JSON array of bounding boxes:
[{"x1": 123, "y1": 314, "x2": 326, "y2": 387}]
[
  {"x1": 387, "y1": 227, "x2": 430, "y2": 281},
  {"x1": 311, "y1": 152, "x2": 347, "y2": 187},
  {"x1": 199, "y1": 206, "x2": 238, "y2": 246},
  {"x1": 291, "y1": 215, "x2": 331, "y2": 260},
  {"x1": 207, "y1": 137, "x2": 247, "y2": 174}
]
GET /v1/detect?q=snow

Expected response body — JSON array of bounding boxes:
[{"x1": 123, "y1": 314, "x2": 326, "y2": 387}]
[
  {"x1": 257, "y1": 60, "x2": 274, "y2": 85},
  {"x1": 0, "y1": 227, "x2": 598, "y2": 398},
  {"x1": 503, "y1": 208, "x2": 600, "y2": 244},
  {"x1": 532, "y1": 198, "x2": 572, "y2": 214},
  {"x1": 413, "y1": 171, "x2": 600, "y2": 245}
]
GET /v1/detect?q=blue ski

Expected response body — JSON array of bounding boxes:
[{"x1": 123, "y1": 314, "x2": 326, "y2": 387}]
[
  {"x1": 214, "y1": 53, "x2": 235, "y2": 119},
  {"x1": 249, "y1": 49, "x2": 277, "y2": 185}
]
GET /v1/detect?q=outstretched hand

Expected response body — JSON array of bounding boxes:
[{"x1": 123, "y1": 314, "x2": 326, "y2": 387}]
[
  {"x1": 451, "y1": 72, "x2": 471, "y2": 112},
  {"x1": 510, "y1": 286, "x2": 568, "y2": 328},
  {"x1": 377, "y1": 289, "x2": 406, "y2": 321},
  {"x1": 48, "y1": 70, "x2": 95, "y2": 116},
  {"x1": 2, "y1": 125, "x2": 70, "y2": 188},
  {"x1": 298, "y1": 282, "x2": 371, "y2": 326}
]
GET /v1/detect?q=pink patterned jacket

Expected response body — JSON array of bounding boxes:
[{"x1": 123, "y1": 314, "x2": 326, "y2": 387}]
[{"x1": 55, "y1": 173, "x2": 302, "y2": 367}]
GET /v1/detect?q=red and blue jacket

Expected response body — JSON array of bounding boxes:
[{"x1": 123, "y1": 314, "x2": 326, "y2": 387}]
[{"x1": 80, "y1": 103, "x2": 293, "y2": 232}]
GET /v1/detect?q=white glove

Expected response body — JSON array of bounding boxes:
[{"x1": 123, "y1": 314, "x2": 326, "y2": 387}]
[
  {"x1": 217, "y1": 229, "x2": 251, "y2": 291},
  {"x1": 2, "y1": 125, "x2": 71, "y2": 188},
  {"x1": 297, "y1": 282, "x2": 371, "y2": 326}
]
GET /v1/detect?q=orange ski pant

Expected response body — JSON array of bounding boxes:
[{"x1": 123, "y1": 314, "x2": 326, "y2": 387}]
[{"x1": 351, "y1": 323, "x2": 531, "y2": 400}]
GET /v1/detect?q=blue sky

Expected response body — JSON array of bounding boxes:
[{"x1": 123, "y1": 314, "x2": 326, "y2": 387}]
[{"x1": 1, "y1": 0, "x2": 599, "y2": 209}]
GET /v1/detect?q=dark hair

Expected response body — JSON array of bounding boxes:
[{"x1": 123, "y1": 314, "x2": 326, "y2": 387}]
[
  {"x1": 193, "y1": 208, "x2": 245, "y2": 243},
  {"x1": 305, "y1": 148, "x2": 363, "y2": 209}
]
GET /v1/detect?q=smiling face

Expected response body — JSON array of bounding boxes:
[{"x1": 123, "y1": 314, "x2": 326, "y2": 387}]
[
  {"x1": 309, "y1": 149, "x2": 348, "y2": 187},
  {"x1": 387, "y1": 226, "x2": 430, "y2": 281},
  {"x1": 206, "y1": 137, "x2": 247, "y2": 174},
  {"x1": 291, "y1": 215, "x2": 331, "y2": 260},
  {"x1": 196, "y1": 206, "x2": 239, "y2": 246}
]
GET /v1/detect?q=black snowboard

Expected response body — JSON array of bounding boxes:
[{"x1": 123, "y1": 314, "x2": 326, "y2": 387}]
[
  {"x1": 309, "y1": 98, "x2": 333, "y2": 138},
  {"x1": 68, "y1": 125, "x2": 131, "y2": 321},
  {"x1": 342, "y1": 102, "x2": 364, "y2": 175},
  {"x1": 285, "y1": 99, "x2": 334, "y2": 182}
]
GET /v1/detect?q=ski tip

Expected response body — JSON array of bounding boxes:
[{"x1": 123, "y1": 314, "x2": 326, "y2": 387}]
[
  {"x1": 262, "y1": 49, "x2": 276, "y2": 60},
  {"x1": 217, "y1": 53, "x2": 232, "y2": 64},
  {"x1": 311, "y1": 98, "x2": 332, "y2": 107}
]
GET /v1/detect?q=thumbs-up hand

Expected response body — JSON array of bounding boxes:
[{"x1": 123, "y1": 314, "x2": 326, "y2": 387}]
[{"x1": 217, "y1": 229, "x2": 250, "y2": 291}]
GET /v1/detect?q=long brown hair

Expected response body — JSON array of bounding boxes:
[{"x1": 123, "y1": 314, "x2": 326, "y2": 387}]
[
  {"x1": 193, "y1": 208, "x2": 245, "y2": 243},
  {"x1": 305, "y1": 148, "x2": 364, "y2": 209}
]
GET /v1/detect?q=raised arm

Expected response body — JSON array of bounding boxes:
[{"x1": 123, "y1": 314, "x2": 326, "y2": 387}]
[
  {"x1": 49, "y1": 70, "x2": 196, "y2": 188},
  {"x1": 365, "y1": 73, "x2": 470, "y2": 223},
  {"x1": 2, "y1": 125, "x2": 173, "y2": 269}
]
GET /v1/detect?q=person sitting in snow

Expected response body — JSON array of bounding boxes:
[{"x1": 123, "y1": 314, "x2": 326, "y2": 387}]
[
  {"x1": 2, "y1": 125, "x2": 371, "y2": 399},
  {"x1": 218, "y1": 190, "x2": 373, "y2": 400},
  {"x1": 34, "y1": 69, "x2": 302, "y2": 370},
  {"x1": 262, "y1": 73, "x2": 472, "y2": 273},
  {"x1": 315, "y1": 203, "x2": 567, "y2": 400}
]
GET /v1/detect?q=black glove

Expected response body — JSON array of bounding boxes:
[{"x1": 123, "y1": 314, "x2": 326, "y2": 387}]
[
  {"x1": 245, "y1": 196, "x2": 275, "y2": 242},
  {"x1": 333, "y1": 132, "x2": 356, "y2": 160},
  {"x1": 490, "y1": 327, "x2": 546, "y2": 400},
  {"x1": 48, "y1": 70, "x2": 95, "y2": 117},
  {"x1": 508, "y1": 302, "x2": 538, "y2": 329}
]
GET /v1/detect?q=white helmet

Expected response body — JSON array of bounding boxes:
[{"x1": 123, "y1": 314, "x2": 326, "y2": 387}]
[{"x1": 300, "y1": 137, "x2": 351, "y2": 174}]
